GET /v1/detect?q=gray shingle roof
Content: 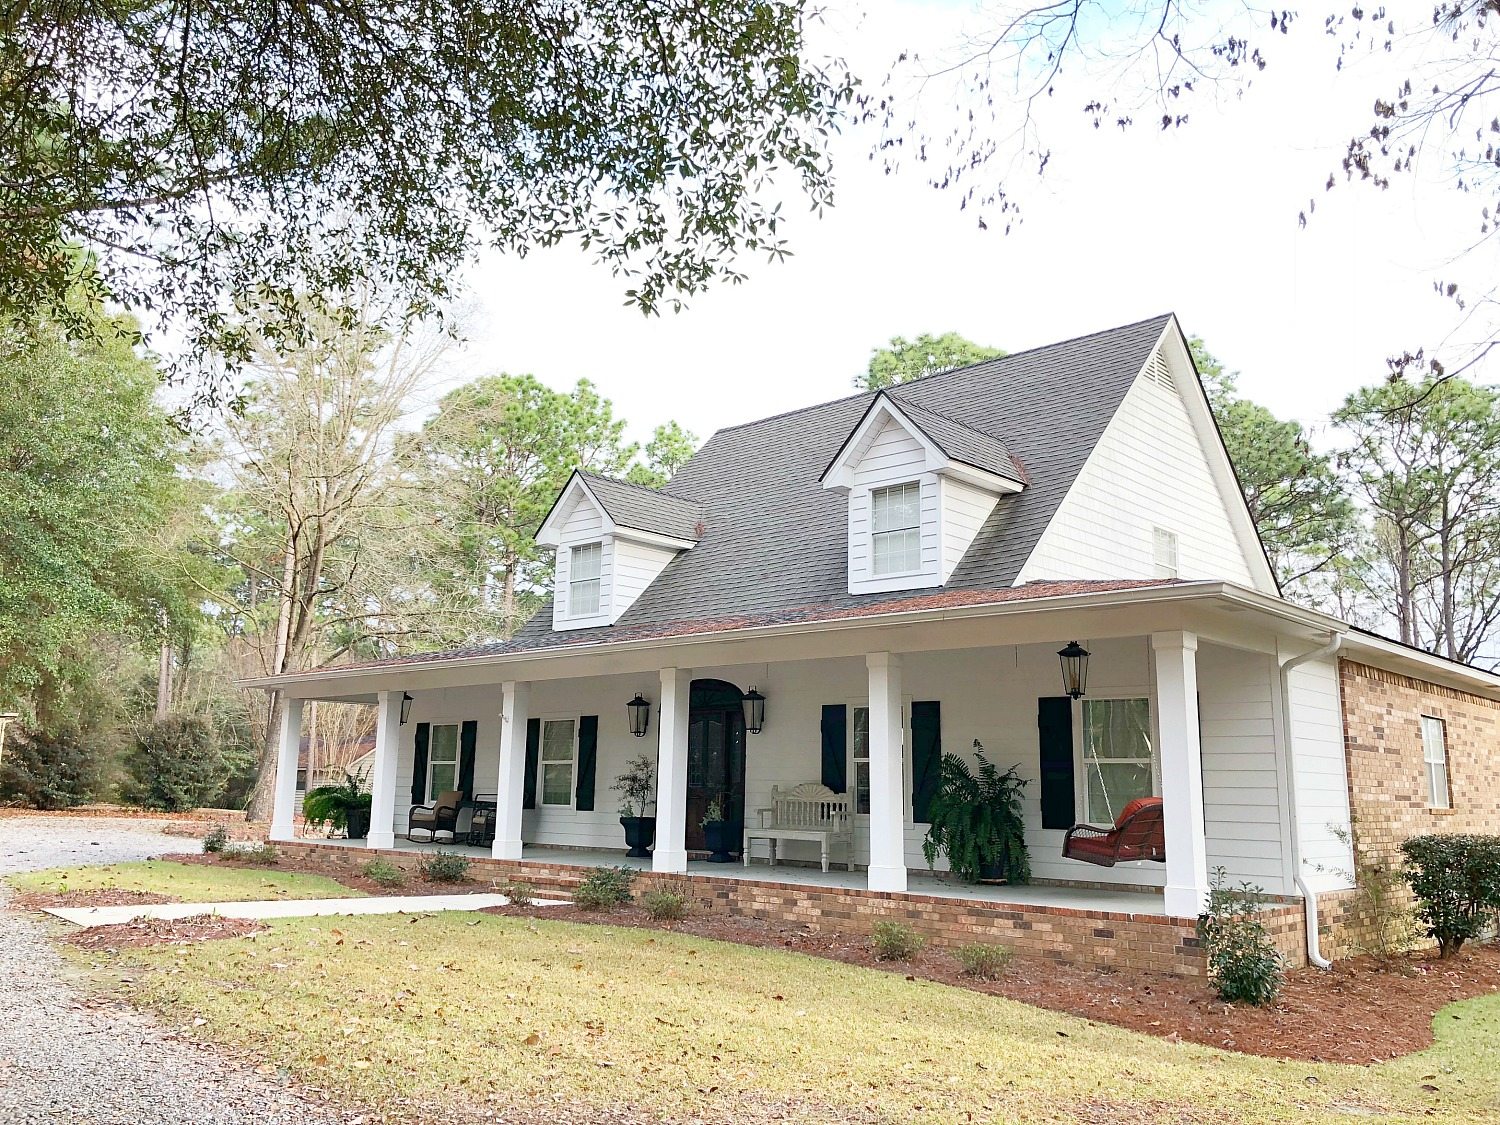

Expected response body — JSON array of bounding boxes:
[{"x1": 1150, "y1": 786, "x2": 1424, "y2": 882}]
[
  {"x1": 882, "y1": 396, "x2": 1026, "y2": 484},
  {"x1": 499, "y1": 313, "x2": 1173, "y2": 653},
  {"x1": 576, "y1": 472, "x2": 702, "y2": 541}
]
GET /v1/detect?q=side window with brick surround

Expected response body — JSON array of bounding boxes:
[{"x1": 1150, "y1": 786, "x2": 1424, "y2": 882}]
[{"x1": 1421, "y1": 715, "x2": 1450, "y2": 809}]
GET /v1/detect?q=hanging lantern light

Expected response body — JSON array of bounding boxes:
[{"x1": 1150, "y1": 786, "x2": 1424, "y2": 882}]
[
  {"x1": 1057, "y1": 641, "x2": 1090, "y2": 699},
  {"x1": 627, "y1": 693, "x2": 651, "y2": 737},
  {"x1": 399, "y1": 692, "x2": 414, "y2": 725},
  {"x1": 742, "y1": 686, "x2": 766, "y2": 735}
]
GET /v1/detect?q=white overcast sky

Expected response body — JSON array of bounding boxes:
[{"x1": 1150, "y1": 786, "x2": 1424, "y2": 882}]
[{"x1": 439, "y1": 1, "x2": 1493, "y2": 450}]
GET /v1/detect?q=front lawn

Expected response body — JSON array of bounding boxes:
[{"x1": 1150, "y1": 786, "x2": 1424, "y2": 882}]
[
  {"x1": 82, "y1": 911, "x2": 1500, "y2": 1124},
  {"x1": 7, "y1": 860, "x2": 364, "y2": 903}
]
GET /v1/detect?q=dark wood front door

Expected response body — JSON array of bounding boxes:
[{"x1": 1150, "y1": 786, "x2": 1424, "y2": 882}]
[{"x1": 686, "y1": 680, "x2": 746, "y2": 852}]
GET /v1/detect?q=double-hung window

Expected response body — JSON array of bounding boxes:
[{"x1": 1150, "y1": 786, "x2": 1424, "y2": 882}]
[
  {"x1": 427, "y1": 723, "x2": 460, "y2": 797},
  {"x1": 1153, "y1": 527, "x2": 1179, "y2": 579},
  {"x1": 1081, "y1": 698, "x2": 1154, "y2": 823},
  {"x1": 871, "y1": 482, "x2": 921, "y2": 575},
  {"x1": 850, "y1": 705, "x2": 871, "y2": 815},
  {"x1": 1421, "y1": 715, "x2": 1450, "y2": 809},
  {"x1": 540, "y1": 718, "x2": 577, "y2": 806},
  {"x1": 569, "y1": 543, "x2": 602, "y2": 617}
]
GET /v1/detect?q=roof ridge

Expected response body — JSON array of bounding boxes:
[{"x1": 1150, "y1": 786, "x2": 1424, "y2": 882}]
[
  {"x1": 708, "y1": 312, "x2": 1175, "y2": 440},
  {"x1": 577, "y1": 469, "x2": 699, "y2": 506},
  {"x1": 886, "y1": 393, "x2": 1008, "y2": 443}
]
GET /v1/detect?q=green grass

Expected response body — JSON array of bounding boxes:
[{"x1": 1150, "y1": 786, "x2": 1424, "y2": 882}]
[
  {"x1": 83, "y1": 912, "x2": 1500, "y2": 1124},
  {"x1": 7, "y1": 860, "x2": 364, "y2": 902}
]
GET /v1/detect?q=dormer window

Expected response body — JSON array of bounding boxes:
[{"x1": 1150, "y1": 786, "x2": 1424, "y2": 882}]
[
  {"x1": 569, "y1": 542, "x2": 603, "y2": 617},
  {"x1": 872, "y1": 482, "x2": 921, "y2": 575}
]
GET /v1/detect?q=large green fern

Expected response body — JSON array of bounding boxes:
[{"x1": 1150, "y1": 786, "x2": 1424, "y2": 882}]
[
  {"x1": 921, "y1": 741, "x2": 1031, "y2": 884},
  {"x1": 302, "y1": 770, "x2": 372, "y2": 830}
]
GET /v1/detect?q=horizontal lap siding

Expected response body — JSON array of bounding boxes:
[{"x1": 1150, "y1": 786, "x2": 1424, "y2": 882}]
[
  {"x1": 1287, "y1": 657, "x2": 1354, "y2": 890},
  {"x1": 848, "y1": 419, "x2": 940, "y2": 591},
  {"x1": 1015, "y1": 363, "x2": 1257, "y2": 586},
  {"x1": 552, "y1": 500, "x2": 613, "y2": 629},
  {"x1": 940, "y1": 477, "x2": 1000, "y2": 582},
  {"x1": 611, "y1": 538, "x2": 678, "y2": 621}
]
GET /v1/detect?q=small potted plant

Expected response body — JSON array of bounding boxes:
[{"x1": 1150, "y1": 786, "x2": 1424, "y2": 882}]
[
  {"x1": 302, "y1": 770, "x2": 374, "y2": 840},
  {"x1": 611, "y1": 752, "x2": 657, "y2": 857},
  {"x1": 922, "y1": 741, "x2": 1031, "y2": 884},
  {"x1": 700, "y1": 796, "x2": 737, "y2": 863}
]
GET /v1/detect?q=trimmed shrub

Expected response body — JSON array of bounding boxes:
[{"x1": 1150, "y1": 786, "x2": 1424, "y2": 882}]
[
  {"x1": 497, "y1": 878, "x2": 534, "y2": 907},
  {"x1": 573, "y1": 866, "x2": 636, "y2": 910},
  {"x1": 641, "y1": 888, "x2": 689, "y2": 921},
  {"x1": 418, "y1": 850, "x2": 470, "y2": 883},
  {"x1": 201, "y1": 824, "x2": 230, "y2": 854},
  {"x1": 120, "y1": 716, "x2": 228, "y2": 812},
  {"x1": 0, "y1": 724, "x2": 104, "y2": 809},
  {"x1": 956, "y1": 942, "x2": 1012, "y2": 980},
  {"x1": 871, "y1": 920, "x2": 926, "y2": 961},
  {"x1": 362, "y1": 858, "x2": 406, "y2": 888},
  {"x1": 1402, "y1": 834, "x2": 1500, "y2": 958},
  {"x1": 1197, "y1": 869, "x2": 1282, "y2": 1005}
]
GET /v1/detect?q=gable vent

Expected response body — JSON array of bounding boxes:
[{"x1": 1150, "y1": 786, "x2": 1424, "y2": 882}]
[{"x1": 1142, "y1": 352, "x2": 1174, "y2": 391}]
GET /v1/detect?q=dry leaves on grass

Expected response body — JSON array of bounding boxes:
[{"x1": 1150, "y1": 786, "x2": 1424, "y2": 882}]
[
  {"x1": 63, "y1": 914, "x2": 266, "y2": 951},
  {"x1": 12, "y1": 888, "x2": 175, "y2": 910}
]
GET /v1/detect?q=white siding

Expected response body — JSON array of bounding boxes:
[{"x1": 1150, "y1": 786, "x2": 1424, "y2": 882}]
[
  {"x1": 551, "y1": 496, "x2": 614, "y2": 630},
  {"x1": 847, "y1": 417, "x2": 942, "y2": 593},
  {"x1": 610, "y1": 537, "x2": 679, "y2": 619},
  {"x1": 940, "y1": 476, "x2": 1001, "y2": 582},
  {"x1": 1015, "y1": 352, "x2": 1260, "y2": 587},
  {"x1": 1286, "y1": 656, "x2": 1355, "y2": 891},
  {"x1": 1199, "y1": 644, "x2": 1292, "y2": 893}
]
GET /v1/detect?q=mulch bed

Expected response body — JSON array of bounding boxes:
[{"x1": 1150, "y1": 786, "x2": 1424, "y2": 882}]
[
  {"x1": 63, "y1": 914, "x2": 267, "y2": 951},
  {"x1": 161, "y1": 850, "x2": 485, "y2": 897},
  {"x1": 481, "y1": 900, "x2": 1500, "y2": 1064},
  {"x1": 12, "y1": 888, "x2": 176, "y2": 911}
]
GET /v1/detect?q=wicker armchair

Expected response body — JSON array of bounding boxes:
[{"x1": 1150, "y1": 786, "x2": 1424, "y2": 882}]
[
  {"x1": 1062, "y1": 797, "x2": 1166, "y2": 867},
  {"x1": 407, "y1": 790, "x2": 463, "y2": 843}
]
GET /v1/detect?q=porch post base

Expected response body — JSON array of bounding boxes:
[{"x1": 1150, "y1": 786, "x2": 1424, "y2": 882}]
[
  {"x1": 1163, "y1": 884, "x2": 1208, "y2": 918},
  {"x1": 652, "y1": 848, "x2": 688, "y2": 874},
  {"x1": 268, "y1": 823, "x2": 297, "y2": 843},
  {"x1": 867, "y1": 864, "x2": 907, "y2": 894},
  {"x1": 366, "y1": 831, "x2": 395, "y2": 851},
  {"x1": 492, "y1": 838, "x2": 522, "y2": 861}
]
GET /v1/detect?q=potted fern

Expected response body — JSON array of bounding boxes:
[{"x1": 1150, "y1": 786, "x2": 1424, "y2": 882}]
[
  {"x1": 302, "y1": 770, "x2": 374, "y2": 839},
  {"x1": 922, "y1": 741, "x2": 1031, "y2": 884}
]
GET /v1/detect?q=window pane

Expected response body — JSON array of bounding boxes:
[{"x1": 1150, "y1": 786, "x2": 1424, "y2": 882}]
[
  {"x1": 571, "y1": 543, "x2": 602, "y2": 579},
  {"x1": 542, "y1": 762, "x2": 572, "y2": 805},
  {"x1": 854, "y1": 761, "x2": 871, "y2": 816},
  {"x1": 873, "y1": 527, "x2": 921, "y2": 575},
  {"x1": 570, "y1": 578, "x2": 600, "y2": 616},
  {"x1": 429, "y1": 762, "x2": 458, "y2": 796},
  {"x1": 873, "y1": 483, "x2": 920, "y2": 533},
  {"x1": 429, "y1": 724, "x2": 459, "y2": 765},
  {"x1": 1086, "y1": 761, "x2": 1153, "y2": 823},
  {"x1": 1083, "y1": 698, "x2": 1151, "y2": 760},
  {"x1": 852, "y1": 706, "x2": 870, "y2": 815},
  {"x1": 542, "y1": 720, "x2": 574, "y2": 762}
]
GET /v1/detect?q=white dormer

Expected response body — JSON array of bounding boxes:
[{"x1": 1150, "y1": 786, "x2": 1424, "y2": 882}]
[
  {"x1": 820, "y1": 394, "x2": 1024, "y2": 595},
  {"x1": 536, "y1": 472, "x2": 701, "y2": 629}
]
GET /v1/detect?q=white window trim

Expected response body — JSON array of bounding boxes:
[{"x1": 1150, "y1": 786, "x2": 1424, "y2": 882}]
[
  {"x1": 1153, "y1": 527, "x2": 1179, "y2": 580},
  {"x1": 567, "y1": 542, "x2": 604, "y2": 619},
  {"x1": 538, "y1": 716, "x2": 580, "y2": 809},
  {"x1": 869, "y1": 481, "x2": 924, "y2": 579},
  {"x1": 847, "y1": 697, "x2": 914, "y2": 826},
  {"x1": 427, "y1": 722, "x2": 462, "y2": 799},
  {"x1": 1421, "y1": 714, "x2": 1450, "y2": 809},
  {"x1": 1074, "y1": 694, "x2": 1159, "y2": 825}
]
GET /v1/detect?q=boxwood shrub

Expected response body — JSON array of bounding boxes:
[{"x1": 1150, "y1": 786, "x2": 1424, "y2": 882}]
[{"x1": 1401, "y1": 834, "x2": 1500, "y2": 957}]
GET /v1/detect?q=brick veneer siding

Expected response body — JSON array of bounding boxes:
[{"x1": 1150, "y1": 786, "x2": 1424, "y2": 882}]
[
  {"x1": 275, "y1": 840, "x2": 1232, "y2": 976},
  {"x1": 1331, "y1": 658, "x2": 1500, "y2": 956}
]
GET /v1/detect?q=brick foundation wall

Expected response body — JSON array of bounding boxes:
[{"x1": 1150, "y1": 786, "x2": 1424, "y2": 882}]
[
  {"x1": 1331, "y1": 658, "x2": 1500, "y2": 956},
  {"x1": 276, "y1": 840, "x2": 1217, "y2": 976}
]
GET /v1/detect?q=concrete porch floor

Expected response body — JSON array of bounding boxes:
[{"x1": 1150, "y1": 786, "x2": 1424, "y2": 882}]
[{"x1": 304, "y1": 835, "x2": 1171, "y2": 917}]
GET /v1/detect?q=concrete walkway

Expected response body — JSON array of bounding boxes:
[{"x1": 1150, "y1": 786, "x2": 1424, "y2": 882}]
[{"x1": 45, "y1": 890, "x2": 563, "y2": 926}]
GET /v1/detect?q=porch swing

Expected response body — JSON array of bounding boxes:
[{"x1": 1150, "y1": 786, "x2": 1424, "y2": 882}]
[{"x1": 1061, "y1": 797, "x2": 1167, "y2": 867}]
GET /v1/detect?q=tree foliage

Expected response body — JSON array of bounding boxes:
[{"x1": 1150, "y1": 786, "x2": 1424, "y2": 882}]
[
  {"x1": 858, "y1": 332, "x2": 1005, "y2": 391},
  {"x1": 626, "y1": 422, "x2": 700, "y2": 487},
  {"x1": 120, "y1": 715, "x2": 229, "y2": 812},
  {"x1": 0, "y1": 724, "x2": 104, "y2": 809},
  {"x1": 1, "y1": 0, "x2": 854, "y2": 383}
]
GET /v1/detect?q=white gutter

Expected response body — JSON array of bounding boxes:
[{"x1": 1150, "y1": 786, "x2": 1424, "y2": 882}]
[{"x1": 1278, "y1": 631, "x2": 1344, "y2": 970}]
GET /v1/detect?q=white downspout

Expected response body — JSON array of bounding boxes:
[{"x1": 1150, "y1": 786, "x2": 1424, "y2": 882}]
[{"x1": 1279, "y1": 632, "x2": 1344, "y2": 970}]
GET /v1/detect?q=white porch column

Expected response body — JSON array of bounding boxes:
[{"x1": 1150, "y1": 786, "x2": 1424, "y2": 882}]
[
  {"x1": 1153, "y1": 631, "x2": 1209, "y2": 917},
  {"x1": 269, "y1": 696, "x2": 303, "y2": 842},
  {"x1": 866, "y1": 652, "x2": 907, "y2": 893},
  {"x1": 493, "y1": 680, "x2": 531, "y2": 861},
  {"x1": 366, "y1": 690, "x2": 402, "y2": 850},
  {"x1": 653, "y1": 667, "x2": 692, "y2": 873}
]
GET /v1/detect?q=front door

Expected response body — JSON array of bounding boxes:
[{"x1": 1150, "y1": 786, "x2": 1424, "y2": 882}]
[{"x1": 686, "y1": 680, "x2": 746, "y2": 852}]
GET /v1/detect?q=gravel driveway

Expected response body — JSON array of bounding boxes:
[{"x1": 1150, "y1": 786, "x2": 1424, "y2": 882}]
[{"x1": 0, "y1": 816, "x2": 357, "y2": 1125}]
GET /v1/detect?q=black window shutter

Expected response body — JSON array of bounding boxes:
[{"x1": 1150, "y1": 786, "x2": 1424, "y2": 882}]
[
  {"x1": 410, "y1": 722, "x2": 431, "y2": 807},
  {"x1": 820, "y1": 705, "x2": 847, "y2": 792},
  {"x1": 910, "y1": 701, "x2": 942, "y2": 823},
  {"x1": 1038, "y1": 696, "x2": 1075, "y2": 830},
  {"x1": 575, "y1": 715, "x2": 599, "y2": 811},
  {"x1": 457, "y1": 720, "x2": 478, "y2": 802},
  {"x1": 522, "y1": 718, "x2": 541, "y2": 810}
]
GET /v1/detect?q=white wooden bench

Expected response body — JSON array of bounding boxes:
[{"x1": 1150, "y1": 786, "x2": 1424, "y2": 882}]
[{"x1": 743, "y1": 783, "x2": 853, "y2": 873}]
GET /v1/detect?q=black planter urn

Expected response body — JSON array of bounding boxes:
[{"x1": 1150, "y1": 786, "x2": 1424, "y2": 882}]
[
  {"x1": 702, "y1": 819, "x2": 740, "y2": 863},
  {"x1": 620, "y1": 815, "x2": 656, "y2": 858},
  {"x1": 977, "y1": 857, "x2": 1008, "y2": 885},
  {"x1": 345, "y1": 805, "x2": 372, "y2": 841}
]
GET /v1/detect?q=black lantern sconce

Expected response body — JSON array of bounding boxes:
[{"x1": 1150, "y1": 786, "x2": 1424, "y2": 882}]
[
  {"x1": 627, "y1": 693, "x2": 651, "y2": 738},
  {"x1": 1057, "y1": 641, "x2": 1090, "y2": 700},
  {"x1": 399, "y1": 692, "x2": 414, "y2": 725},
  {"x1": 742, "y1": 686, "x2": 766, "y2": 735}
]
